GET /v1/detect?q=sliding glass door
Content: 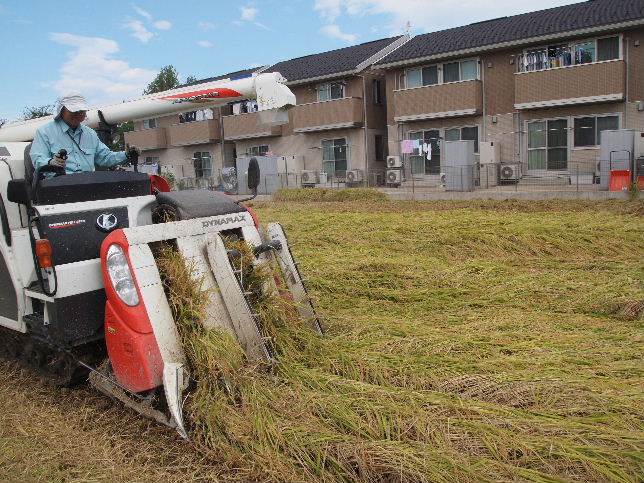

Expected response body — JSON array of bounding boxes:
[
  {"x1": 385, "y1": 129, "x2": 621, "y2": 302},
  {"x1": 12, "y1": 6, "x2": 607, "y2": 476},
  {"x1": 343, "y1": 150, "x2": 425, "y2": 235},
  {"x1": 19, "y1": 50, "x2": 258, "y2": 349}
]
[{"x1": 527, "y1": 119, "x2": 568, "y2": 172}]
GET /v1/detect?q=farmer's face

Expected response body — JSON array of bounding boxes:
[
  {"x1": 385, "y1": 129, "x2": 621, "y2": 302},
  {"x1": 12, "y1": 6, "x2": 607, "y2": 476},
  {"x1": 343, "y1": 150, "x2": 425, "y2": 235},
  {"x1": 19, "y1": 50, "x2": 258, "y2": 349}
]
[{"x1": 61, "y1": 107, "x2": 87, "y2": 129}]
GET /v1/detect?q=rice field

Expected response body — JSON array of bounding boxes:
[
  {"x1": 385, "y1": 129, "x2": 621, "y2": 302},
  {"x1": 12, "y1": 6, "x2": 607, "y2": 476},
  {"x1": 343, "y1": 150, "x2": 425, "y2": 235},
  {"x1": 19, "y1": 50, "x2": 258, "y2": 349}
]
[{"x1": 0, "y1": 198, "x2": 642, "y2": 482}]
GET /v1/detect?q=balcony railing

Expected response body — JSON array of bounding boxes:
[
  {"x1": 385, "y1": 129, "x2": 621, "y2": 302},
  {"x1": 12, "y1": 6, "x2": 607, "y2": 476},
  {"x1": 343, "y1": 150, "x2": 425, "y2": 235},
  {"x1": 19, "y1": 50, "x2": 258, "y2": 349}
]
[
  {"x1": 393, "y1": 80, "x2": 482, "y2": 122},
  {"x1": 124, "y1": 127, "x2": 166, "y2": 151},
  {"x1": 222, "y1": 112, "x2": 282, "y2": 140},
  {"x1": 292, "y1": 97, "x2": 363, "y2": 133},
  {"x1": 167, "y1": 119, "x2": 220, "y2": 146},
  {"x1": 514, "y1": 60, "x2": 625, "y2": 109},
  {"x1": 223, "y1": 112, "x2": 282, "y2": 141}
]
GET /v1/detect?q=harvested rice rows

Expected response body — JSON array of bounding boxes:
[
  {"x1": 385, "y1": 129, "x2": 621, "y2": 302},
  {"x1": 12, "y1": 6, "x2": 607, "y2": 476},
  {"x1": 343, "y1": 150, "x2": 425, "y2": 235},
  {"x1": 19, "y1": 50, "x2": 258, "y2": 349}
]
[{"x1": 0, "y1": 199, "x2": 642, "y2": 482}]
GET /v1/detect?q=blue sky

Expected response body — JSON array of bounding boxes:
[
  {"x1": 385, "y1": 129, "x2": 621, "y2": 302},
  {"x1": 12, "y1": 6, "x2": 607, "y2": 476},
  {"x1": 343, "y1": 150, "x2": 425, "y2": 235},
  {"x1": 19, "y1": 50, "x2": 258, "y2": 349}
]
[{"x1": 0, "y1": 0, "x2": 577, "y2": 123}]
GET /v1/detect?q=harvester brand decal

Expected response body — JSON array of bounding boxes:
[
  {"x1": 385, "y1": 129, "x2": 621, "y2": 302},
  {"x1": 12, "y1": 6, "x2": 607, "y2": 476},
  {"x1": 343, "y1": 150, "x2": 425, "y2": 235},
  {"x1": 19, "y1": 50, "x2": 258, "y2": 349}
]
[
  {"x1": 48, "y1": 219, "x2": 86, "y2": 229},
  {"x1": 96, "y1": 213, "x2": 119, "y2": 232},
  {"x1": 161, "y1": 87, "x2": 242, "y2": 105},
  {"x1": 202, "y1": 213, "x2": 246, "y2": 229}
]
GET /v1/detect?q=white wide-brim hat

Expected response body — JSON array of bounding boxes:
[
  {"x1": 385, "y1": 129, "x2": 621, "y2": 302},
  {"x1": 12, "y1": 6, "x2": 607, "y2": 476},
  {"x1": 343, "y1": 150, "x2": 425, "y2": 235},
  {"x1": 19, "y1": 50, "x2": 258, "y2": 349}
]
[{"x1": 55, "y1": 92, "x2": 90, "y2": 117}]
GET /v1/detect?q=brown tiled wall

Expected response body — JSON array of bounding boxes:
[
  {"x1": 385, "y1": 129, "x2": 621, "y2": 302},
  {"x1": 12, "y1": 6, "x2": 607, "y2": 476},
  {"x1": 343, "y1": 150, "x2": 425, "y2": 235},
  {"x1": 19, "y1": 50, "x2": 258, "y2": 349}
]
[
  {"x1": 515, "y1": 60, "x2": 625, "y2": 105},
  {"x1": 393, "y1": 80, "x2": 482, "y2": 120},
  {"x1": 363, "y1": 73, "x2": 387, "y2": 128},
  {"x1": 292, "y1": 97, "x2": 363, "y2": 131},
  {"x1": 124, "y1": 127, "x2": 167, "y2": 150},
  {"x1": 484, "y1": 113, "x2": 516, "y2": 162},
  {"x1": 167, "y1": 119, "x2": 221, "y2": 146},
  {"x1": 482, "y1": 49, "x2": 519, "y2": 115},
  {"x1": 627, "y1": 29, "x2": 644, "y2": 102},
  {"x1": 222, "y1": 112, "x2": 282, "y2": 140}
]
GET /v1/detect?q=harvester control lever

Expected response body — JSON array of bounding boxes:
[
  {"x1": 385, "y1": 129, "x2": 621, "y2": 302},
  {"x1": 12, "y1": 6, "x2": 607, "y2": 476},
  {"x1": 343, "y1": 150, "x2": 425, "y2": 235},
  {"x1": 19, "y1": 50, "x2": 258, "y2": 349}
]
[{"x1": 252, "y1": 240, "x2": 282, "y2": 257}]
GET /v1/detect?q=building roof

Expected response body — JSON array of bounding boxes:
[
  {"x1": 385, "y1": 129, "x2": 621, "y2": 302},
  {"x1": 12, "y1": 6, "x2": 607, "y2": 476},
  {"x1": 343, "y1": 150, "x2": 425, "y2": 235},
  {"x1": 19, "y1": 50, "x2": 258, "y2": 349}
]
[
  {"x1": 266, "y1": 36, "x2": 405, "y2": 83},
  {"x1": 181, "y1": 67, "x2": 261, "y2": 87},
  {"x1": 375, "y1": 0, "x2": 644, "y2": 67}
]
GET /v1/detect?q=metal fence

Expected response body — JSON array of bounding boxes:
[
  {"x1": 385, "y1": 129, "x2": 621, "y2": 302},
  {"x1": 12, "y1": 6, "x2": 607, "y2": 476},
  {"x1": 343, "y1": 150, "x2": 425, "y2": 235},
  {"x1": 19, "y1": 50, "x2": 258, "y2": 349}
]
[{"x1": 167, "y1": 160, "x2": 644, "y2": 196}]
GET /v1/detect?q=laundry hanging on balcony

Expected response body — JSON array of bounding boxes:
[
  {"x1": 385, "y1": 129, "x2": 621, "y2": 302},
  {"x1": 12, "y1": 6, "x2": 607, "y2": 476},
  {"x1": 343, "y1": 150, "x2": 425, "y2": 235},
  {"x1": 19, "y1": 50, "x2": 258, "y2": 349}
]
[{"x1": 400, "y1": 139, "x2": 414, "y2": 154}]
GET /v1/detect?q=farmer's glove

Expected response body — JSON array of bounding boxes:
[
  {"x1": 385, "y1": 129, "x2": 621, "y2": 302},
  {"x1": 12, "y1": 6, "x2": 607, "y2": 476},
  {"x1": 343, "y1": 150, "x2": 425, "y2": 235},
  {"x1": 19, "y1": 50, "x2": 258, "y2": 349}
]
[
  {"x1": 125, "y1": 145, "x2": 140, "y2": 164},
  {"x1": 49, "y1": 150, "x2": 67, "y2": 168}
]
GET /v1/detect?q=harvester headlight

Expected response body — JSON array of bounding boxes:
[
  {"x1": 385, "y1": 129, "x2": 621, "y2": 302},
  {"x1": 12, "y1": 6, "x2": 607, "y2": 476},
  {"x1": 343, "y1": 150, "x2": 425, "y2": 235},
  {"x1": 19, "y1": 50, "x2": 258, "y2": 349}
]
[{"x1": 106, "y1": 244, "x2": 140, "y2": 306}]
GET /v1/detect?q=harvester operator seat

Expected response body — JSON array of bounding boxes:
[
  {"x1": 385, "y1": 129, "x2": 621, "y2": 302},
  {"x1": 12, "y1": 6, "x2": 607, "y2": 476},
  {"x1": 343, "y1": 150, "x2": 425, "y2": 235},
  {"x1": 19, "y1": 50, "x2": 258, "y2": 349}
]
[{"x1": 24, "y1": 143, "x2": 35, "y2": 189}]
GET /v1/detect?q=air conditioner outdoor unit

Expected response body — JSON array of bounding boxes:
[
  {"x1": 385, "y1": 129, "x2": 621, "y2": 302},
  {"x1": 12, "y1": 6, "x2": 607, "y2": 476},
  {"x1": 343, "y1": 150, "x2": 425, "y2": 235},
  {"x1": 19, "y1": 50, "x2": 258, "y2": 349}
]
[
  {"x1": 301, "y1": 170, "x2": 319, "y2": 186},
  {"x1": 386, "y1": 169, "x2": 402, "y2": 185},
  {"x1": 387, "y1": 155, "x2": 402, "y2": 168},
  {"x1": 346, "y1": 169, "x2": 364, "y2": 184},
  {"x1": 499, "y1": 162, "x2": 520, "y2": 183},
  {"x1": 479, "y1": 141, "x2": 501, "y2": 165}
]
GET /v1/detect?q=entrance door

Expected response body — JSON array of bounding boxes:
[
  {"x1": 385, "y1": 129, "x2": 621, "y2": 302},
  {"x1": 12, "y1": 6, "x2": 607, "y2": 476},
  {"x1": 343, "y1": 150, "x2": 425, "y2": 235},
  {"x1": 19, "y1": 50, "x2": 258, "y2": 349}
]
[
  {"x1": 527, "y1": 119, "x2": 568, "y2": 173},
  {"x1": 409, "y1": 130, "x2": 440, "y2": 175}
]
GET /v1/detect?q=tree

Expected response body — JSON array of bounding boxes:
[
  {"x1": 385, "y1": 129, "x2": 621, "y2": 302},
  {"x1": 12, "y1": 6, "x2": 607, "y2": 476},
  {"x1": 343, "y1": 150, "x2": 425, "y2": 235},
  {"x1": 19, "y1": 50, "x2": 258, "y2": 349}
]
[
  {"x1": 0, "y1": 119, "x2": 6, "y2": 128},
  {"x1": 143, "y1": 65, "x2": 180, "y2": 95},
  {"x1": 109, "y1": 121, "x2": 134, "y2": 151},
  {"x1": 185, "y1": 75, "x2": 198, "y2": 85},
  {"x1": 22, "y1": 105, "x2": 54, "y2": 120}
]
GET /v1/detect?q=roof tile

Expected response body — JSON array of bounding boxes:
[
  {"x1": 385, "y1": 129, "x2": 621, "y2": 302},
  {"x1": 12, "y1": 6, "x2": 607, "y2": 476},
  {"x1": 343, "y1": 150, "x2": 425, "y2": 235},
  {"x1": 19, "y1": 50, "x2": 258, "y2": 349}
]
[{"x1": 376, "y1": 0, "x2": 644, "y2": 65}]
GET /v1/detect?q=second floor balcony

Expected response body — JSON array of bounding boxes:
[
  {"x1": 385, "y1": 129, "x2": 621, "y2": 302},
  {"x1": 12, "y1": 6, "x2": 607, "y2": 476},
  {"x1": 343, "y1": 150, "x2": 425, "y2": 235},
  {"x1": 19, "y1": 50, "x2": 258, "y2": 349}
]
[
  {"x1": 515, "y1": 60, "x2": 625, "y2": 109},
  {"x1": 292, "y1": 97, "x2": 364, "y2": 132},
  {"x1": 123, "y1": 127, "x2": 166, "y2": 151},
  {"x1": 167, "y1": 119, "x2": 221, "y2": 146},
  {"x1": 393, "y1": 80, "x2": 482, "y2": 122},
  {"x1": 222, "y1": 112, "x2": 282, "y2": 141}
]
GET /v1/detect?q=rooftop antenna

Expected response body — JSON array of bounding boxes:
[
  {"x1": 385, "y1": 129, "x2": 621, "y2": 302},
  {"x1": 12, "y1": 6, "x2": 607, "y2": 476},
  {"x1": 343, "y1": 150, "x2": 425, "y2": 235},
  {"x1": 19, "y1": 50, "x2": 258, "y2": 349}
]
[{"x1": 405, "y1": 21, "x2": 411, "y2": 36}]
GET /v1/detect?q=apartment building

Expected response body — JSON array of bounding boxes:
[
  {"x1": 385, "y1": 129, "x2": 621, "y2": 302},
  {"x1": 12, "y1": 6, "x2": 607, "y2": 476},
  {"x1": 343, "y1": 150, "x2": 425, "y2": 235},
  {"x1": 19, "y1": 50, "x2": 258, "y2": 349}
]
[
  {"x1": 374, "y1": 0, "x2": 644, "y2": 179},
  {"x1": 223, "y1": 36, "x2": 407, "y2": 184},
  {"x1": 124, "y1": 68, "x2": 259, "y2": 186}
]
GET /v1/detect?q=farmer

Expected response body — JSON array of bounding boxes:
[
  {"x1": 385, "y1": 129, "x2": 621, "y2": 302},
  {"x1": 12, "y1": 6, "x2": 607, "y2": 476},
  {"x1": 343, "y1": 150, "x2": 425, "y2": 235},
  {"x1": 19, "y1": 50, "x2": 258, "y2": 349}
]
[{"x1": 30, "y1": 92, "x2": 139, "y2": 173}]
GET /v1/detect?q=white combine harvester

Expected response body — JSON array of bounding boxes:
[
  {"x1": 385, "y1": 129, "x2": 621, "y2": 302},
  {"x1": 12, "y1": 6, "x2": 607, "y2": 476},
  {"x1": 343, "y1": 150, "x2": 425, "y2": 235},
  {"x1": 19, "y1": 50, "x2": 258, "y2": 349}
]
[{"x1": 0, "y1": 73, "x2": 321, "y2": 438}]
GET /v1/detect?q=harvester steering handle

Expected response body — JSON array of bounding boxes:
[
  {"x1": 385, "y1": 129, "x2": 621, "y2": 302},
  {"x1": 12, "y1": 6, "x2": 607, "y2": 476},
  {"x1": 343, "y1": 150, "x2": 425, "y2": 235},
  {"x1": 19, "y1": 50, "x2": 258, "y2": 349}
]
[{"x1": 31, "y1": 164, "x2": 66, "y2": 202}]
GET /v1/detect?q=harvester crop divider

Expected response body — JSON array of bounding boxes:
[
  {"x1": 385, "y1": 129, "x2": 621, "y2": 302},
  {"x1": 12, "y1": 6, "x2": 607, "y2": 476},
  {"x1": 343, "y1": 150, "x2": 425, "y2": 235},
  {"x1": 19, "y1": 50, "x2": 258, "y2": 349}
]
[{"x1": 265, "y1": 224, "x2": 323, "y2": 335}]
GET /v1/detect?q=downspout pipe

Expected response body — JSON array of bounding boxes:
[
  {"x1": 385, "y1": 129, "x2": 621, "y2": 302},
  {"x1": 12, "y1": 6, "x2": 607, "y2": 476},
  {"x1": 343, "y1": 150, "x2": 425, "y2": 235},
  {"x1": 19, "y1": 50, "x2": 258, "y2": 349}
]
[{"x1": 357, "y1": 74, "x2": 369, "y2": 185}]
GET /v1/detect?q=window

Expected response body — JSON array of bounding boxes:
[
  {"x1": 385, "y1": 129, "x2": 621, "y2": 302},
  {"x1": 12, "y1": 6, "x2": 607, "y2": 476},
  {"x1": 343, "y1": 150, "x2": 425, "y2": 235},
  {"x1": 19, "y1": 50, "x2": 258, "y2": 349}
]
[
  {"x1": 574, "y1": 40, "x2": 596, "y2": 64},
  {"x1": 409, "y1": 130, "x2": 440, "y2": 175},
  {"x1": 374, "y1": 135, "x2": 384, "y2": 161},
  {"x1": 193, "y1": 151, "x2": 212, "y2": 178},
  {"x1": 322, "y1": 138, "x2": 347, "y2": 175},
  {"x1": 143, "y1": 118, "x2": 157, "y2": 129},
  {"x1": 460, "y1": 60, "x2": 478, "y2": 80},
  {"x1": 317, "y1": 82, "x2": 345, "y2": 101},
  {"x1": 574, "y1": 115, "x2": 619, "y2": 147},
  {"x1": 443, "y1": 62, "x2": 460, "y2": 83},
  {"x1": 372, "y1": 79, "x2": 383, "y2": 104},
  {"x1": 248, "y1": 145, "x2": 269, "y2": 156},
  {"x1": 179, "y1": 111, "x2": 197, "y2": 123},
  {"x1": 443, "y1": 60, "x2": 477, "y2": 83},
  {"x1": 422, "y1": 66, "x2": 439, "y2": 85},
  {"x1": 444, "y1": 126, "x2": 479, "y2": 153},
  {"x1": 597, "y1": 36, "x2": 620, "y2": 61},
  {"x1": 179, "y1": 109, "x2": 213, "y2": 124},
  {"x1": 144, "y1": 156, "x2": 160, "y2": 164},
  {"x1": 527, "y1": 119, "x2": 568, "y2": 171},
  {"x1": 406, "y1": 68, "x2": 422, "y2": 88},
  {"x1": 519, "y1": 35, "x2": 620, "y2": 72},
  {"x1": 404, "y1": 60, "x2": 477, "y2": 88}
]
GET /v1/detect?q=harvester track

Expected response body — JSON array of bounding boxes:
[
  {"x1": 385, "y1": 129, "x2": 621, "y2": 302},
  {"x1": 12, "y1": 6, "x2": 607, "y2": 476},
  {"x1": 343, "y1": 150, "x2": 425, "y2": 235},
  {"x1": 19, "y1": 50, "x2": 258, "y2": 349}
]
[{"x1": 0, "y1": 325, "x2": 105, "y2": 387}]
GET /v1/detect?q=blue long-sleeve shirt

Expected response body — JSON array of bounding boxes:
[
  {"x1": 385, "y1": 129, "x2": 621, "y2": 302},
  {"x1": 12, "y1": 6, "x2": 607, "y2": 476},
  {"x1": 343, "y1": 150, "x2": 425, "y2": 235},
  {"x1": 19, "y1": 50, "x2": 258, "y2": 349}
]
[{"x1": 30, "y1": 118, "x2": 127, "y2": 173}]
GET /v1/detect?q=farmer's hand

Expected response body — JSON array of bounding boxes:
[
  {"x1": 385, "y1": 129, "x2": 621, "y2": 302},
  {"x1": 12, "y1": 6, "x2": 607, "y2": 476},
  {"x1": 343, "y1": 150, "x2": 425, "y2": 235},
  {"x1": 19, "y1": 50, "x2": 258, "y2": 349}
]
[
  {"x1": 49, "y1": 150, "x2": 67, "y2": 168},
  {"x1": 125, "y1": 145, "x2": 140, "y2": 164}
]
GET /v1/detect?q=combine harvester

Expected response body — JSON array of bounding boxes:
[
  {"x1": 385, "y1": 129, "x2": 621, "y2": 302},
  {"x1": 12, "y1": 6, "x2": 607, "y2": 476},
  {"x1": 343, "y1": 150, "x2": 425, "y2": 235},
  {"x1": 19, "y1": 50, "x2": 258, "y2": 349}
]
[{"x1": 0, "y1": 73, "x2": 321, "y2": 438}]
